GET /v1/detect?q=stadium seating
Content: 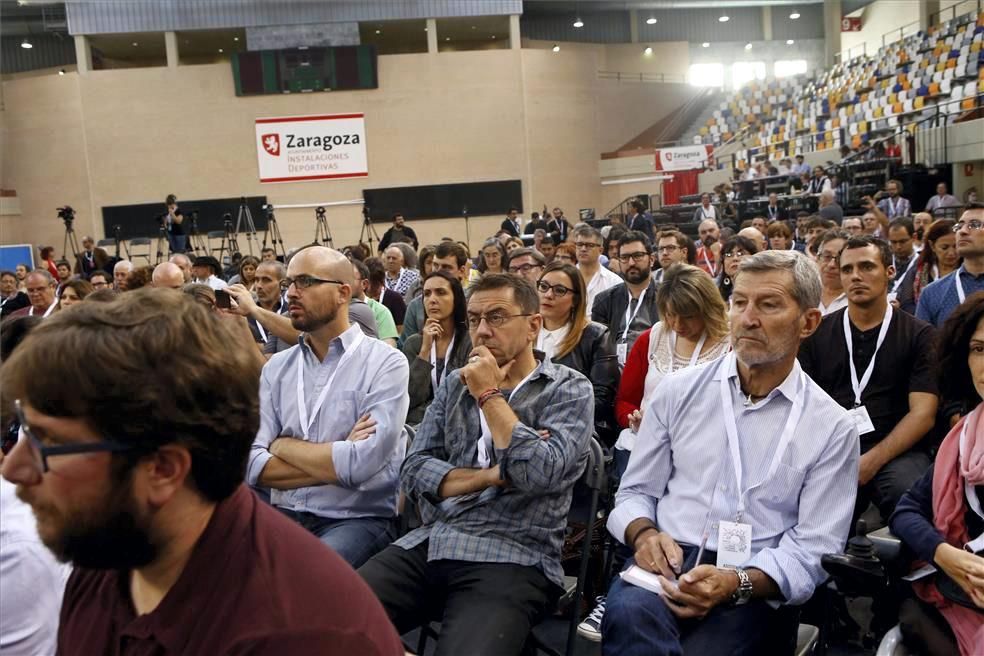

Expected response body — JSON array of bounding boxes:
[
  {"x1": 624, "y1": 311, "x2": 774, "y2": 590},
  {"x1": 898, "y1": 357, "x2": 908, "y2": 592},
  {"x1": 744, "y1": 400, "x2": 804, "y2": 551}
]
[{"x1": 688, "y1": 10, "x2": 984, "y2": 171}]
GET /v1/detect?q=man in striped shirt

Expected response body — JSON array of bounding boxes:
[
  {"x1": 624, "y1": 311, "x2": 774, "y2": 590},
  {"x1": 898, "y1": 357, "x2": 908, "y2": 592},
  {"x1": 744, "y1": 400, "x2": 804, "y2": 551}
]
[
  {"x1": 359, "y1": 273, "x2": 593, "y2": 656},
  {"x1": 602, "y1": 250, "x2": 859, "y2": 655}
]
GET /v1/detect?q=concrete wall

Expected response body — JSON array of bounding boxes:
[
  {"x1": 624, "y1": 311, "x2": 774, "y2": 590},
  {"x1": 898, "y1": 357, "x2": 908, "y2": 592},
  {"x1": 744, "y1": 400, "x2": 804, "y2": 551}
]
[
  {"x1": 840, "y1": 0, "x2": 925, "y2": 57},
  {"x1": 0, "y1": 47, "x2": 694, "y2": 255}
]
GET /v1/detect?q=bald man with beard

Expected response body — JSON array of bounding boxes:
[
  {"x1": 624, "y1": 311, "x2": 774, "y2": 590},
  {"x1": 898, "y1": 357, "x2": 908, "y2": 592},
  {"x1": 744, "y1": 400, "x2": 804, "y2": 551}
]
[
  {"x1": 247, "y1": 247, "x2": 409, "y2": 568},
  {"x1": 151, "y1": 262, "x2": 185, "y2": 290}
]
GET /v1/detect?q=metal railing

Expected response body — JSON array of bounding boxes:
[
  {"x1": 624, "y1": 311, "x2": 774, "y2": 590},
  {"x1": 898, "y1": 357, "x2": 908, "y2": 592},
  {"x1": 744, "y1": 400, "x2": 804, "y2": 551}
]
[
  {"x1": 597, "y1": 71, "x2": 687, "y2": 84},
  {"x1": 882, "y1": 21, "x2": 921, "y2": 48},
  {"x1": 728, "y1": 92, "x2": 982, "y2": 171},
  {"x1": 929, "y1": 0, "x2": 983, "y2": 29},
  {"x1": 603, "y1": 193, "x2": 662, "y2": 225}
]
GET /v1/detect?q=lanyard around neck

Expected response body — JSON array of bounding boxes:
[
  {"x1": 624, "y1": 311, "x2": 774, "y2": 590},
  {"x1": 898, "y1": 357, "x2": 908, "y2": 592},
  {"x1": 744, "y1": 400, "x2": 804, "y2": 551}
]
[
  {"x1": 955, "y1": 266, "x2": 967, "y2": 304},
  {"x1": 843, "y1": 304, "x2": 893, "y2": 407},
  {"x1": 668, "y1": 330, "x2": 707, "y2": 373},
  {"x1": 718, "y1": 353, "x2": 806, "y2": 521},
  {"x1": 296, "y1": 331, "x2": 365, "y2": 435},
  {"x1": 622, "y1": 287, "x2": 648, "y2": 341},
  {"x1": 429, "y1": 332, "x2": 455, "y2": 391}
]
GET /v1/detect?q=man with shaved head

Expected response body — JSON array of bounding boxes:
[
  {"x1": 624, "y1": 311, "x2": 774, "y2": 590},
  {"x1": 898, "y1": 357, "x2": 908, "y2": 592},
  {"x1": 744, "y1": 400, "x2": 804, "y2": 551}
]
[
  {"x1": 151, "y1": 262, "x2": 185, "y2": 290},
  {"x1": 737, "y1": 226, "x2": 767, "y2": 253},
  {"x1": 169, "y1": 253, "x2": 193, "y2": 283},
  {"x1": 247, "y1": 246, "x2": 409, "y2": 567}
]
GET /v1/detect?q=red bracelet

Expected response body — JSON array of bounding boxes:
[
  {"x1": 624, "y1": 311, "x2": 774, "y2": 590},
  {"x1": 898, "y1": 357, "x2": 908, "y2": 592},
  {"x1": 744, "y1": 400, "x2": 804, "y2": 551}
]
[{"x1": 478, "y1": 388, "x2": 503, "y2": 409}]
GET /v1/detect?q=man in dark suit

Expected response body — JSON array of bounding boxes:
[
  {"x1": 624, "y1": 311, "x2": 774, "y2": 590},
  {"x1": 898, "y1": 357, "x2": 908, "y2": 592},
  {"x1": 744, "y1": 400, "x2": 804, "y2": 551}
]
[
  {"x1": 524, "y1": 211, "x2": 549, "y2": 235},
  {"x1": 500, "y1": 208, "x2": 522, "y2": 237},
  {"x1": 764, "y1": 192, "x2": 786, "y2": 222},
  {"x1": 625, "y1": 200, "x2": 654, "y2": 244},
  {"x1": 73, "y1": 236, "x2": 111, "y2": 277},
  {"x1": 546, "y1": 206, "x2": 572, "y2": 244}
]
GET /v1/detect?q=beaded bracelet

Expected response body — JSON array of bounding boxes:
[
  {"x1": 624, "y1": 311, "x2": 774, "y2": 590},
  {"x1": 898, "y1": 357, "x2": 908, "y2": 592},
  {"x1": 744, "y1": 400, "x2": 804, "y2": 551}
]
[{"x1": 477, "y1": 388, "x2": 503, "y2": 409}]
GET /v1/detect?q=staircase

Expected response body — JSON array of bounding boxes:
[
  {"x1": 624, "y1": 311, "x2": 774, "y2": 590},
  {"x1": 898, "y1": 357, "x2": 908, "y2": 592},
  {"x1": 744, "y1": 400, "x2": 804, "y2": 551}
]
[
  {"x1": 678, "y1": 89, "x2": 726, "y2": 146},
  {"x1": 615, "y1": 88, "x2": 721, "y2": 152}
]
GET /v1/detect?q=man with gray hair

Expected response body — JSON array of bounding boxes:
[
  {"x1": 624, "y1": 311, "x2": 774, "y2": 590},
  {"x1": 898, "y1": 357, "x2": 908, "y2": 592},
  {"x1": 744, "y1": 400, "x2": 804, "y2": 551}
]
[
  {"x1": 574, "y1": 224, "x2": 621, "y2": 315},
  {"x1": 169, "y1": 253, "x2": 193, "y2": 283},
  {"x1": 113, "y1": 260, "x2": 133, "y2": 292},
  {"x1": 602, "y1": 250, "x2": 859, "y2": 655},
  {"x1": 6, "y1": 270, "x2": 57, "y2": 318},
  {"x1": 818, "y1": 188, "x2": 844, "y2": 224}
]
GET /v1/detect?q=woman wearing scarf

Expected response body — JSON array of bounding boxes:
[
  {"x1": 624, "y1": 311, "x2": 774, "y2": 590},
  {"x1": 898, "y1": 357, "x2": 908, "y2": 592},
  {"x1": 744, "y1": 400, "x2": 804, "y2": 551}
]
[{"x1": 890, "y1": 291, "x2": 984, "y2": 655}]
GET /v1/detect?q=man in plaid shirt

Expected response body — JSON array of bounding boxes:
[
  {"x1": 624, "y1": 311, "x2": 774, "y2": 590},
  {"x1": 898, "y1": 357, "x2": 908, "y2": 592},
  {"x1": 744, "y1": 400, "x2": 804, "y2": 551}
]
[{"x1": 359, "y1": 274, "x2": 593, "y2": 656}]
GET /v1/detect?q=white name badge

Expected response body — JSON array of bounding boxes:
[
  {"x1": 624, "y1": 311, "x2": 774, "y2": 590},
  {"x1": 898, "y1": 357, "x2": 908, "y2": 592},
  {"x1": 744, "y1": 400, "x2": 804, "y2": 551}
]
[
  {"x1": 617, "y1": 342, "x2": 628, "y2": 366},
  {"x1": 849, "y1": 405, "x2": 876, "y2": 436},
  {"x1": 716, "y1": 520, "x2": 753, "y2": 569}
]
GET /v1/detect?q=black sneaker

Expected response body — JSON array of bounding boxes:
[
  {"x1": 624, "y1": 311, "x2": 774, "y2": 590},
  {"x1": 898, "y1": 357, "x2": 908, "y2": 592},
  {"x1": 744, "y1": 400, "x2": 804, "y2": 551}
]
[{"x1": 576, "y1": 595, "x2": 606, "y2": 642}]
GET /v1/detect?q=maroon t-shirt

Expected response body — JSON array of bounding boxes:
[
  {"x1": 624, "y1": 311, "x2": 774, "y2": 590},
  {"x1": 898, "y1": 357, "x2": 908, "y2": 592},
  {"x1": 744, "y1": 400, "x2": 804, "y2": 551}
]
[{"x1": 56, "y1": 485, "x2": 404, "y2": 656}]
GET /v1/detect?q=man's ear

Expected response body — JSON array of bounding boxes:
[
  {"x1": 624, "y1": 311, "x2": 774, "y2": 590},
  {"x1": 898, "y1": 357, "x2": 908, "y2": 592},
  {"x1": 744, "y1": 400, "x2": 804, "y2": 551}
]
[{"x1": 136, "y1": 444, "x2": 194, "y2": 509}]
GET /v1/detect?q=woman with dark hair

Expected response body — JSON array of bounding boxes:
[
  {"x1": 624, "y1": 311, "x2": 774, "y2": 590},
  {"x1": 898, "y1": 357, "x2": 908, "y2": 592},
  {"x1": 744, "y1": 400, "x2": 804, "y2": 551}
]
[
  {"x1": 890, "y1": 291, "x2": 984, "y2": 655},
  {"x1": 896, "y1": 219, "x2": 960, "y2": 315},
  {"x1": 39, "y1": 247, "x2": 59, "y2": 282},
  {"x1": 402, "y1": 271, "x2": 471, "y2": 424},
  {"x1": 57, "y1": 279, "x2": 94, "y2": 310},
  {"x1": 536, "y1": 261, "x2": 619, "y2": 443},
  {"x1": 717, "y1": 235, "x2": 759, "y2": 303},
  {"x1": 478, "y1": 238, "x2": 506, "y2": 275}
]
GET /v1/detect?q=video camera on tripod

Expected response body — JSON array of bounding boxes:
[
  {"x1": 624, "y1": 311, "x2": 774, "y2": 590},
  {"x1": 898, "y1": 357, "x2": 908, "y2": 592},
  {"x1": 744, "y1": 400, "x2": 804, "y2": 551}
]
[{"x1": 57, "y1": 206, "x2": 75, "y2": 227}]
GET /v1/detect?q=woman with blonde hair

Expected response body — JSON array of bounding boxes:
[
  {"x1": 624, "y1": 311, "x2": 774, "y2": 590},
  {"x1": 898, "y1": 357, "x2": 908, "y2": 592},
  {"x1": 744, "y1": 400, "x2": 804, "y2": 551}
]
[
  {"x1": 615, "y1": 263, "x2": 731, "y2": 469},
  {"x1": 535, "y1": 261, "x2": 619, "y2": 442}
]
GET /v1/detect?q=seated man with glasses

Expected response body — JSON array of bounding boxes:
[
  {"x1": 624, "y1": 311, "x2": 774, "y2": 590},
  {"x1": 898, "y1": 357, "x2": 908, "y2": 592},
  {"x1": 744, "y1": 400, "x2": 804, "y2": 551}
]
[
  {"x1": 654, "y1": 230, "x2": 694, "y2": 285},
  {"x1": 505, "y1": 247, "x2": 547, "y2": 283},
  {"x1": 591, "y1": 231, "x2": 660, "y2": 366},
  {"x1": 916, "y1": 205, "x2": 984, "y2": 327},
  {"x1": 573, "y1": 225, "x2": 622, "y2": 317},
  {"x1": 359, "y1": 273, "x2": 593, "y2": 656},
  {"x1": 0, "y1": 289, "x2": 404, "y2": 656},
  {"x1": 248, "y1": 246, "x2": 410, "y2": 568}
]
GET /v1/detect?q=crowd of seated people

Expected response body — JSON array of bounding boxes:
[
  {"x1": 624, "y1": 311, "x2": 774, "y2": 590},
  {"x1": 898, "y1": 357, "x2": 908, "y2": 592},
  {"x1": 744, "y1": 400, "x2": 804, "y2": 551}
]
[{"x1": 1, "y1": 197, "x2": 984, "y2": 656}]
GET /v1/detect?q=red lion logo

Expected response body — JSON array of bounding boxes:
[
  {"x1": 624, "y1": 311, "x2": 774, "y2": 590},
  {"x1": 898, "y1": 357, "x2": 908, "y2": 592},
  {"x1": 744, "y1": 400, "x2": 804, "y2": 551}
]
[{"x1": 261, "y1": 133, "x2": 280, "y2": 156}]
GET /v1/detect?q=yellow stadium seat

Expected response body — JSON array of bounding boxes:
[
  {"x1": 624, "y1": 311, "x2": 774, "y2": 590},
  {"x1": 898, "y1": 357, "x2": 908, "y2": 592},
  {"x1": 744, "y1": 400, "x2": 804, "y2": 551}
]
[
  {"x1": 962, "y1": 97, "x2": 975, "y2": 110},
  {"x1": 699, "y1": 127, "x2": 709, "y2": 135},
  {"x1": 874, "y1": 106, "x2": 884, "y2": 117},
  {"x1": 946, "y1": 59, "x2": 957, "y2": 69},
  {"x1": 936, "y1": 62, "x2": 946, "y2": 72},
  {"x1": 852, "y1": 135, "x2": 862, "y2": 148},
  {"x1": 915, "y1": 97, "x2": 925, "y2": 109},
  {"x1": 893, "y1": 102, "x2": 903, "y2": 113},
  {"x1": 929, "y1": 82, "x2": 941, "y2": 95}
]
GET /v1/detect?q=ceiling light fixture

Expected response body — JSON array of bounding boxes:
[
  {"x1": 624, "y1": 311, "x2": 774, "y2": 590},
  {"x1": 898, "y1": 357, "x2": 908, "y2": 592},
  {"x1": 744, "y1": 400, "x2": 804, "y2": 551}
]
[
  {"x1": 744, "y1": 43, "x2": 753, "y2": 50},
  {"x1": 718, "y1": 14, "x2": 730, "y2": 23},
  {"x1": 552, "y1": 44, "x2": 560, "y2": 52},
  {"x1": 644, "y1": 46, "x2": 653, "y2": 55},
  {"x1": 132, "y1": 42, "x2": 138, "y2": 46},
  {"x1": 375, "y1": 29, "x2": 381, "y2": 34},
  {"x1": 445, "y1": 37, "x2": 450, "y2": 41},
  {"x1": 573, "y1": 17, "x2": 584, "y2": 28},
  {"x1": 787, "y1": 39, "x2": 795, "y2": 45},
  {"x1": 701, "y1": 42, "x2": 710, "y2": 48},
  {"x1": 20, "y1": 39, "x2": 32, "y2": 49},
  {"x1": 491, "y1": 35, "x2": 496, "y2": 39},
  {"x1": 58, "y1": 69, "x2": 66, "y2": 75},
  {"x1": 234, "y1": 36, "x2": 239, "y2": 41},
  {"x1": 789, "y1": 11, "x2": 801, "y2": 20},
  {"x1": 218, "y1": 48, "x2": 224, "y2": 53},
  {"x1": 646, "y1": 16, "x2": 657, "y2": 25}
]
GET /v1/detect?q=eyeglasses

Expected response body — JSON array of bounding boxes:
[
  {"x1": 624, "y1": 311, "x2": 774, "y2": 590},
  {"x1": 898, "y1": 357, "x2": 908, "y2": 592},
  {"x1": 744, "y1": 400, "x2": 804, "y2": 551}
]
[
  {"x1": 657, "y1": 245, "x2": 680, "y2": 254},
  {"x1": 953, "y1": 220, "x2": 984, "y2": 232},
  {"x1": 466, "y1": 312, "x2": 532, "y2": 329},
  {"x1": 574, "y1": 242, "x2": 601, "y2": 250},
  {"x1": 724, "y1": 250, "x2": 747, "y2": 258},
  {"x1": 536, "y1": 280, "x2": 576, "y2": 297},
  {"x1": 507, "y1": 263, "x2": 543, "y2": 275},
  {"x1": 819, "y1": 254, "x2": 839, "y2": 264},
  {"x1": 9, "y1": 399, "x2": 136, "y2": 473},
  {"x1": 91, "y1": 281, "x2": 110, "y2": 289},
  {"x1": 617, "y1": 251, "x2": 650, "y2": 263},
  {"x1": 280, "y1": 275, "x2": 345, "y2": 291}
]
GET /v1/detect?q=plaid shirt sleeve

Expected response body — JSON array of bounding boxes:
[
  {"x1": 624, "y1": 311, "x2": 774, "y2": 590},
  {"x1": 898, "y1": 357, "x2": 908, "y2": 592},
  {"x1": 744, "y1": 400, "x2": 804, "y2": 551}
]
[{"x1": 400, "y1": 374, "x2": 455, "y2": 506}]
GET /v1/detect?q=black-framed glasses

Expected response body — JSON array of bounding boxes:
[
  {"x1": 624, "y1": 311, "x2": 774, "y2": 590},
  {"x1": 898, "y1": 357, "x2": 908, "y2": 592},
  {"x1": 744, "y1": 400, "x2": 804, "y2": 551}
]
[
  {"x1": 617, "y1": 251, "x2": 650, "y2": 263},
  {"x1": 574, "y1": 242, "x2": 601, "y2": 250},
  {"x1": 657, "y1": 245, "x2": 680, "y2": 254},
  {"x1": 507, "y1": 263, "x2": 543, "y2": 275},
  {"x1": 12, "y1": 399, "x2": 135, "y2": 473},
  {"x1": 466, "y1": 312, "x2": 532, "y2": 329},
  {"x1": 280, "y1": 275, "x2": 346, "y2": 291},
  {"x1": 953, "y1": 220, "x2": 984, "y2": 232},
  {"x1": 536, "y1": 280, "x2": 576, "y2": 298}
]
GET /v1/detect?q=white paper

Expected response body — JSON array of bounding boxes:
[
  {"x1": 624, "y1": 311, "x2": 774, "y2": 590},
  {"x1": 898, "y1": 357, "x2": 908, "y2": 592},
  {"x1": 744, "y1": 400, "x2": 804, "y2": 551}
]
[{"x1": 619, "y1": 565, "x2": 677, "y2": 596}]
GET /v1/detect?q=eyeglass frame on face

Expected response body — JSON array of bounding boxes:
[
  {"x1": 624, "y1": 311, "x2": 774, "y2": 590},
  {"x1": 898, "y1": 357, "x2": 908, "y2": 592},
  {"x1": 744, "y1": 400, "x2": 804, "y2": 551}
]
[
  {"x1": 952, "y1": 220, "x2": 984, "y2": 233},
  {"x1": 466, "y1": 311, "x2": 533, "y2": 329},
  {"x1": 536, "y1": 280, "x2": 576, "y2": 298},
  {"x1": 280, "y1": 275, "x2": 346, "y2": 292},
  {"x1": 507, "y1": 262, "x2": 543, "y2": 275},
  {"x1": 9, "y1": 399, "x2": 136, "y2": 472},
  {"x1": 574, "y1": 241, "x2": 601, "y2": 250},
  {"x1": 724, "y1": 250, "x2": 748, "y2": 259},
  {"x1": 617, "y1": 251, "x2": 650, "y2": 264},
  {"x1": 657, "y1": 244, "x2": 681, "y2": 254}
]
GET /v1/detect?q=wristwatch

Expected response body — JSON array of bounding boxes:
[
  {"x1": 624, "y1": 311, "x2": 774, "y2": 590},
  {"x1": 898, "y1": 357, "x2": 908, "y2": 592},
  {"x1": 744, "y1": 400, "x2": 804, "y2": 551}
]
[{"x1": 730, "y1": 568, "x2": 753, "y2": 606}]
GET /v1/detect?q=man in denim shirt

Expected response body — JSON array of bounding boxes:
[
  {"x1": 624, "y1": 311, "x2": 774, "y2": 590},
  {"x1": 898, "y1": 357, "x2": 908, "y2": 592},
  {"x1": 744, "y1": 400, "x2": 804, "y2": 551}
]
[{"x1": 359, "y1": 274, "x2": 593, "y2": 656}]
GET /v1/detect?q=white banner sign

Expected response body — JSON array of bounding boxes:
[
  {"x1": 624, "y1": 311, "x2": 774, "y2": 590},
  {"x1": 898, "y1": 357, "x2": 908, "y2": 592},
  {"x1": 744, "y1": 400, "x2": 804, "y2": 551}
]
[
  {"x1": 657, "y1": 145, "x2": 709, "y2": 171},
  {"x1": 255, "y1": 113, "x2": 368, "y2": 183}
]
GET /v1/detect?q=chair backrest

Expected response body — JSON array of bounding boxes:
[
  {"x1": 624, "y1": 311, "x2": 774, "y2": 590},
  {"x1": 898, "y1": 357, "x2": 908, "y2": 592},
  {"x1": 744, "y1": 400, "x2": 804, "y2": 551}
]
[
  {"x1": 96, "y1": 239, "x2": 115, "y2": 249},
  {"x1": 129, "y1": 238, "x2": 151, "y2": 246}
]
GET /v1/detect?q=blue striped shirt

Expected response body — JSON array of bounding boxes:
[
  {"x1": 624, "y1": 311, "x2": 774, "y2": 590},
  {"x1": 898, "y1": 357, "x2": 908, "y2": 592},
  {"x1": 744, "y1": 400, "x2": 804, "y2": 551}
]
[
  {"x1": 397, "y1": 356, "x2": 593, "y2": 588},
  {"x1": 608, "y1": 354, "x2": 859, "y2": 605},
  {"x1": 247, "y1": 325, "x2": 410, "y2": 520}
]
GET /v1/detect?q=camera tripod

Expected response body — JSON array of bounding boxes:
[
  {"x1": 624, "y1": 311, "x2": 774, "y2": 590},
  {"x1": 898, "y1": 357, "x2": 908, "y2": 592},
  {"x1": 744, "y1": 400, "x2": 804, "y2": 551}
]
[
  {"x1": 217, "y1": 216, "x2": 240, "y2": 263},
  {"x1": 154, "y1": 224, "x2": 170, "y2": 265},
  {"x1": 60, "y1": 209, "x2": 81, "y2": 263},
  {"x1": 262, "y1": 205, "x2": 286, "y2": 257},
  {"x1": 313, "y1": 206, "x2": 334, "y2": 248},
  {"x1": 359, "y1": 206, "x2": 380, "y2": 253},
  {"x1": 187, "y1": 210, "x2": 208, "y2": 256},
  {"x1": 234, "y1": 197, "x2": 257, "y2": 256}
]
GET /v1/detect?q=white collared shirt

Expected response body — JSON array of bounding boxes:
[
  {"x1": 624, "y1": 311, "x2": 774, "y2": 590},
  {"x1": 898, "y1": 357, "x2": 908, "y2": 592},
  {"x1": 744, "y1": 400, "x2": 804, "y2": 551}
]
[{"x1": 581, "y1": 263, "x2": 623, "y2": 318}]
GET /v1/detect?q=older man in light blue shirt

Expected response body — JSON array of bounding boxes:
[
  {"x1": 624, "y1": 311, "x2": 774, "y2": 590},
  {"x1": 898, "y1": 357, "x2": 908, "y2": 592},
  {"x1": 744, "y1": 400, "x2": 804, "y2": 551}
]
[
  {"x1": 248, "y1": 246, "x2": 410, "y2": 568},
  {"x1": 601, "y1": 250, "x2": 859, "y2": 656}
]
